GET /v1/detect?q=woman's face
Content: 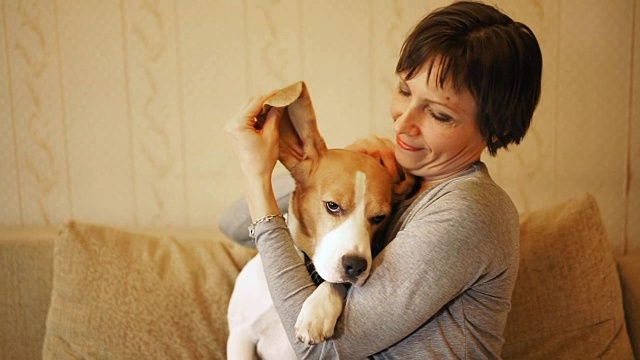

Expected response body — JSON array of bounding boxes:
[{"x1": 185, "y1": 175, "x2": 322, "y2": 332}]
[{"x1": 390, "y1": 62, "x2": 486, "y2": 181}]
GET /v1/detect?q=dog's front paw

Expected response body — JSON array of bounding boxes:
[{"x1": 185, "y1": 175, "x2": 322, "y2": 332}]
[
  {"x1": 294, "y1": 283, "x2": 343, "y2": 345},
  {"x1": 294, "y1": 300, "x2": 339, "y2": 345}
]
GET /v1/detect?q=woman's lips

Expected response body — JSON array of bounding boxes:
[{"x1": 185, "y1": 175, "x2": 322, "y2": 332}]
[{"x1": 396, "y1": 136, "x2": 421, "y2": 152}]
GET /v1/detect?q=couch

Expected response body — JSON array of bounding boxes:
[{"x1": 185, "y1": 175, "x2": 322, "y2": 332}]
[{"x1": 0, "y1": 193, "x2": 638, "y2": 359}]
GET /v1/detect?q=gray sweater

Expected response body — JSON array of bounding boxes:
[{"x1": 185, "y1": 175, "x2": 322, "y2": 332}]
[{"x1": 243, "y1": 162, "x2": 519, "y2": 359}]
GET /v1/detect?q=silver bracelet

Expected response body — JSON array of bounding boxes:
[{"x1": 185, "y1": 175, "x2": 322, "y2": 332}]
[{"x1": 248, "y1": 214, "x2": 285, "y2": 239}]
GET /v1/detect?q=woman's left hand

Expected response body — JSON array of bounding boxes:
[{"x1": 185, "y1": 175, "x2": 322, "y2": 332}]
[{"x1": 225, "y1": 92, "x2": 283, "y2": 181}]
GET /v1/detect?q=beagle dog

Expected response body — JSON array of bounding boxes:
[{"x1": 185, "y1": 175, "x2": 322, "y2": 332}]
[{"x1": 227, "y1": 81, "x2": 414, "y2": 360}]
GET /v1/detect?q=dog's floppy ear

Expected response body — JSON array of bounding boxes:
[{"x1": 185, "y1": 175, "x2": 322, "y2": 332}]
[{"x1": 260, "y1": 81, "x2": 327, "y2": 181}]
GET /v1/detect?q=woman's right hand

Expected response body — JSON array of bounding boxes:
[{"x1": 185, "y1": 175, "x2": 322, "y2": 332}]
[
  {"x1": 346, "y1": 136, "x2": 417, "y2": 201},
  {"x1": 346, "y1": 136, "x2": 398, "y2": 179}
]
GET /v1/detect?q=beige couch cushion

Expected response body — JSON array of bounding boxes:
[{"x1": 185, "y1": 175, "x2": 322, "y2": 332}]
[
  {"x1": 42, "y1": 221, "x2": 256, "y2": 359},
  {"x1": 502, "y1": 194, "x2": 633, "y2": 359}
]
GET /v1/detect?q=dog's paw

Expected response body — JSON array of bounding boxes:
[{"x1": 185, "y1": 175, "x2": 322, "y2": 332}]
[
  {"x1": 294, "y1": 284, "x2": 343, "y2": 345},
  {"x1": 294, "y1": 301, "x2": 338, "y2": 345}
]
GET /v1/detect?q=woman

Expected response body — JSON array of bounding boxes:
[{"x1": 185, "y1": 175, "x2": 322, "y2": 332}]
[{"x1": 225, "y1": 1, "x2": 542, "y2": 358}]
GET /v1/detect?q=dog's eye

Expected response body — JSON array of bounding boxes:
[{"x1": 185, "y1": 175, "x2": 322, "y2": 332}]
[
  {"x1": 324, "y1": 201, "x2": 342, "y2": 215},
  {"x1": 369, "y1": 215, "x2": 387, "y2": 225}
]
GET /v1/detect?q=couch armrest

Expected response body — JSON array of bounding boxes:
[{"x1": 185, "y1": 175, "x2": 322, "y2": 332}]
[{"x1": 617, "y1": 255, "x2": 640, "y2": 359}]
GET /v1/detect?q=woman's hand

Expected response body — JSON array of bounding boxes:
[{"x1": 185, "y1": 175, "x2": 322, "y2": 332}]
[
  {"x1": 225, "y1": 92, "x2": 283, "y2": 181},
  {"x1": 346, "y1": 136, "x2": 417, "y2": 201},
  {"x1": 346, "y1": 136, "x2": 398, "y2": 179},
  {"x1": 225, "y1": 91, "x2": 284, "y2": 222}
]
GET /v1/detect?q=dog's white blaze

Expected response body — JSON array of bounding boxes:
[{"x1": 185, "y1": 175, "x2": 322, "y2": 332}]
[{"x1": 314, "y1": 171, "x2": 372, "y2": 285}]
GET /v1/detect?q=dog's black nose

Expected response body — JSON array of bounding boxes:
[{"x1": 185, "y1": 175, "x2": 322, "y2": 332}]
[{"x1": 342, "y1": 255, "x2": 367, "y2": 279}]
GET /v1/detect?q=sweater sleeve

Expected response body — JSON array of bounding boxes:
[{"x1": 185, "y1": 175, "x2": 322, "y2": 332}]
[
  {"x1": 254, "y1": 219, "x2": 341, "y2": 358},
  {"x1": 255, "y1": 181, "x2": 519, "y2": 359},
  {"x1": 218, "y1": 172, "x2": 295, "y2": 248}
]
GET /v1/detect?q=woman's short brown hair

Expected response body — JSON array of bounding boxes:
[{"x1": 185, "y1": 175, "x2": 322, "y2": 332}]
[{"x1": 396, "y1": 1, "x2": 543, "y2": 156}]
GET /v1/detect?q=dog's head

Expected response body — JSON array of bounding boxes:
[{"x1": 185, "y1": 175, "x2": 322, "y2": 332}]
[{"x1": 260, "y1": 81, "x2": 413, "y2": 286}]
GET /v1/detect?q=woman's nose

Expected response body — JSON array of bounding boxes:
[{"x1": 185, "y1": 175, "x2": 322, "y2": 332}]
[{"x1": 393, "y1": 107, "x2": 420, "y2": 136}]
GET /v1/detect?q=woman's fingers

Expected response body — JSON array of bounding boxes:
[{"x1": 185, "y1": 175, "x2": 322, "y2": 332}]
[
  {"x1": 379, "y1": 149, "x2": 400, "y2": 180},
  {"x1": 376, "y1": 137, "x2": 400, "y2": 180},
  {"x1": 225, "y1": 89, "x2": 285, "y2": 180},
  {"x1": 226, "y1": 90, "x2": 280, "y2": 134},
  {"x1": 263, "y1": 107, "x2": 282, "y2": 135},
  {"x1": 345, "y1": 136, "x2": 402, "y2": 181}
]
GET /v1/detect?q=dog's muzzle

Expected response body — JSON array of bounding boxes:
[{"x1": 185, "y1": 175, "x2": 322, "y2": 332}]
[{"x1": 304, "y1": 252, "x2": 368, "y2": 286}]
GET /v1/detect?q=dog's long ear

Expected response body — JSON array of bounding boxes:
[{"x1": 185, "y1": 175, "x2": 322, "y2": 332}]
[{"x1": 260, "y1": 81, "x2": 327, "y2": 181}]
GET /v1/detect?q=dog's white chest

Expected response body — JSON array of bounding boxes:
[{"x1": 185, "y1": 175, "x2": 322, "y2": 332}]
[{"x1": 227, "y1": 255, "x2": 297, "y2": 360}]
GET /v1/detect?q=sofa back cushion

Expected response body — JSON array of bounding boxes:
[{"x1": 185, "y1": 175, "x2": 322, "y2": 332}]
[
  {"x1": 42, "y1": 221, "x2": 256, "y2": 359},
  {"x1": 502, "y1": 194, "x2": 633, "y2": 359}
]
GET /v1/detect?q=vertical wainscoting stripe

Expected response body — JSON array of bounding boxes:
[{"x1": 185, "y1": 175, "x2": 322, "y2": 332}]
[
  {"x1": 173, "y1": 0, "x2": 190, "y2": 226},
  {"x1": 122, "y1": 0, "x2": 187, "y2": 227},
  {"x1": 0, "y1": 0, "x2": 24, "y2": 225},
  {"x1": 119, "y1": 0, "x2": 139, "y2": 227},
  {"x1": 179, "y1": 0, "x2": 246, "y2": 227},
  {"x1": 53, "y1": 0, "x2": 73, "y2": 221},
  {"x1": 4, "y1": 0, "x2": 71, "y2": 226},
  {"x1": 0, "y1": 1, "x2": 24, "y2": 225},
  {"x1": 58, "y1": 0, "x2": 136, "y2": 226}
]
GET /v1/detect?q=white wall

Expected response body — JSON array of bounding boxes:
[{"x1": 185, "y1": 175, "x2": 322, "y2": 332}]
[{"x1": 1, "y1": 0, "x2": 638, "y2": 255}]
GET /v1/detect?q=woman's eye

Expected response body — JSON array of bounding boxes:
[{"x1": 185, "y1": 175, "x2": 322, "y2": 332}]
[
  {"x1": 429, "y1": 109, "x2": 452, "y2": 122},
  {"x1": 325, "y1": 202, "x2": 342, "y2": 215},
  {"x1": 397, "y1": 84, "x2": 411, "y2": 97}
]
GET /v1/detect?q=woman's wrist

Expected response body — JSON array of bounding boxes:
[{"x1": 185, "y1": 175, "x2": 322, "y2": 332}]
[{"x1": 245, "y1": 176, "x2": 281, "y2": 221}]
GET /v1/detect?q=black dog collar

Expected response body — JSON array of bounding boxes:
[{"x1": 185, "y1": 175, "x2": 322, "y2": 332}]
[{"x1": 303, "y1": 252, "x2": 325, "y2": 286}]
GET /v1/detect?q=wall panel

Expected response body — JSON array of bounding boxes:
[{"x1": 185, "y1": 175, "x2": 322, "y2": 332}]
[
  {"x1": 179, "y1": 0, "x2": 246, "y2": 227},
  {"x1": 4, "y1": 0, "x2": 70, "y2": 226},
  {"x1": 122, "y1": 0, "x2": 187, "y2": 227},
  {"x1": 244, "y1": 0, "x2": 302, "y2": 93},
  {"x1": 0, "y1": 0, "x2": 637, "y2": 255},
  {"x1": 301, "y1": 1, "x2": 371, "y2": 148},
  {"x1": 0, "y1": 0, "x2": 22, "y2": 225},
  {"x1": 483, "y1": 0, "x2": 559, "y2": 214},
  {"x1": 554, "y1": 0, "x2": 634, "y2": 255},
  {"x1": 56, "y1": 0, "x2": 135, "y2": 226}
]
